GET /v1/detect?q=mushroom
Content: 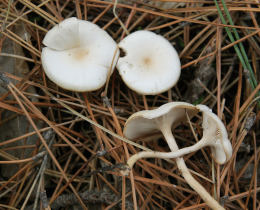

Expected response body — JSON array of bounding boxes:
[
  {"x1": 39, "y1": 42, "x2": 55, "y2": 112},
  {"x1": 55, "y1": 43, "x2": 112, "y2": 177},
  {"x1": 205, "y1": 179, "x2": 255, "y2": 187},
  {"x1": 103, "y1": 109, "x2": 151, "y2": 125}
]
[
  {"x1": 117, "y1": 30, "x2": 181, "y2": 95},
  {"x1": 126, "y1": 104, "x2": 232, "y2": 168},
  {"x1": 121, "y1": 102, "x2": 229, "y2": 210},
  {"x1": 41, "y1": 17, "x2": 119, "y2": 92},
  {"x1": 196, "y1": 104, "x2": 232, "y2": 163}
]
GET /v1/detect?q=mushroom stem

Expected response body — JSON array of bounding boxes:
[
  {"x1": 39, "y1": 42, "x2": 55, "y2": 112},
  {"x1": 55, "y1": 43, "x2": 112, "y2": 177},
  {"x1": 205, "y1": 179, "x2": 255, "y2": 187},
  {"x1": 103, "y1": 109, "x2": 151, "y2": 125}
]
[
  {"x1": 161, "y1": 126, "x2": 224, "y2": 210},
  {"x1": 126, "y1": 137, "x2": 209, "y2": 169}
]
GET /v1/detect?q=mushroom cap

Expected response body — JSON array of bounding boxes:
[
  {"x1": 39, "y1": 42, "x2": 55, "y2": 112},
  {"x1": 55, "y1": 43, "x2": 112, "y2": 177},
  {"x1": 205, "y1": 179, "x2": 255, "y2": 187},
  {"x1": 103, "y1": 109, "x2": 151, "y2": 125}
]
[
  {"x1": 197, "y1": 105, "x2": 232, "y2": 164},
  {"x1": 124, "y1": 102, "x2": 197, "y2": 139},
  {"x1": 41, "y1": 17, "x2": 119, "y2": 92},
  {"x1": 117, "y1": 30, "x2": 181, "y2": 95}
]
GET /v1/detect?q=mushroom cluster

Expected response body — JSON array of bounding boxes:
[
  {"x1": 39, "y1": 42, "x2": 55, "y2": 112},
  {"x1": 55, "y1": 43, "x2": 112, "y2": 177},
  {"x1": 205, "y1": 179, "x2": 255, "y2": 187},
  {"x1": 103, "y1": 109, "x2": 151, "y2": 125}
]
[
  {"x1": 41, "y1": 18, "x2": 232, "y2": 210},
  {"x1": 121, "y1": 102, "x2": 232, "y2": 210},
  {"x1": 41, "y1": 18, "x2": 181, "y2": 95}
]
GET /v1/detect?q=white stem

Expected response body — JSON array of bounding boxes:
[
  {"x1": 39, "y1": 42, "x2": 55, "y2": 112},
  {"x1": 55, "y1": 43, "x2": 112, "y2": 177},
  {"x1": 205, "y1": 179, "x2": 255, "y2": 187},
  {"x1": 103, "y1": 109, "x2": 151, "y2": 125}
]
[
  {"x1": 161, "y1": 126, "x2": 224, "y2": 210},
  {"x1": 126, "y1": 138, "x2": 208, "y2": 169}
]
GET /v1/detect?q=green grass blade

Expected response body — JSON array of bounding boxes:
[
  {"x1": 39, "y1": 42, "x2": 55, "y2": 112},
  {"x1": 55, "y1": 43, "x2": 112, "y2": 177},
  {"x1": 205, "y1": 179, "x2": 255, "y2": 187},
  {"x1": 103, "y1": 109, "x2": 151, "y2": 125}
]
[
  {"x1": 214, "y1": 0, "x2": 258, "y2": 90},
  {"x1": 220, "y1": 0, "x2": 257, "y2": 88}
]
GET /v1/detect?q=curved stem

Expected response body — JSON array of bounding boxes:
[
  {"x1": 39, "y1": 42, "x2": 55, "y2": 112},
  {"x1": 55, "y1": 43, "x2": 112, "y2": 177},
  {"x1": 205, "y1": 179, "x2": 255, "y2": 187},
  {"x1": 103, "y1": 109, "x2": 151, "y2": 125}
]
[
  {"x1": 161, "y1": 126, "x2": 224, "y2": 210},
  {"x1": 126, "y1": 138, "x2": 207, "y2": 169}
]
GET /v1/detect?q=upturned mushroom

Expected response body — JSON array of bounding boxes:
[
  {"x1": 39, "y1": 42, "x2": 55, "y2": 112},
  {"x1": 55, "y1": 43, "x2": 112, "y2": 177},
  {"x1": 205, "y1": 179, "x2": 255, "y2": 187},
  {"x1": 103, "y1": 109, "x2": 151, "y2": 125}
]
[
  {"x1": 41, "y1": 17, "x2": 119, "y2": 92},
  {"x1": 117, "y1": 30, "x2": 181, "y2": 95},
  {"x1": 121, "y1": 102, "x2": 230, "y2": 210},
  {"x1": 125, "y1": 104, "x2": 232, "y2": 168}
]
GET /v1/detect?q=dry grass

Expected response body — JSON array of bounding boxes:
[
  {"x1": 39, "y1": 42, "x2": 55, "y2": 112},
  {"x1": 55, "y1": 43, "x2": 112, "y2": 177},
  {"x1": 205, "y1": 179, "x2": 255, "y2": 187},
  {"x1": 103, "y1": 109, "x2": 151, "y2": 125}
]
[{"x1": 0, "y1": 0, "x2": 259, "y2": 209}]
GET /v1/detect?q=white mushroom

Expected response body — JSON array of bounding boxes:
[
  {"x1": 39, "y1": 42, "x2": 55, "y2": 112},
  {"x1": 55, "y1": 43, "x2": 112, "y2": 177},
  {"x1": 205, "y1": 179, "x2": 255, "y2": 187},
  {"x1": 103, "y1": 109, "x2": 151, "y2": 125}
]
[
  {"x1": 121, "y1": 102, "x2": 229, "y2": 210},
  {"x1": 196, "y1": 104, "x2": 232, "y2": 164},
  {"x1": 117, "y1": 30, "x2": 181, "y2": 95},
  {"x1": 126, "y1": 104, "x2": 232, "y2": 167},
  {"x1": 41, "y1": 17, "x2": 119, "y2": 92}
]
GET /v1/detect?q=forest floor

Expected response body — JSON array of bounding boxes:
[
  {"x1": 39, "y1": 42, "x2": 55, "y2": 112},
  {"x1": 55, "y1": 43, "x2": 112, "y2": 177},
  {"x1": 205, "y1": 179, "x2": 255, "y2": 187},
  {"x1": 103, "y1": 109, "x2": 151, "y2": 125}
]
[{"x1": 0, "y1": 0, "x2": 259, "y2": 209}]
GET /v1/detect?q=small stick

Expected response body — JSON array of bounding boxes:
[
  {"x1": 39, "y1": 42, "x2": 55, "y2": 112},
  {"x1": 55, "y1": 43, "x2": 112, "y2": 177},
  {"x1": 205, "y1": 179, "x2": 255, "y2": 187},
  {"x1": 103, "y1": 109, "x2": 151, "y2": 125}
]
[
  {"x1": 0, "y1": 151, "x2": 45, "y2": 164},
  {"x1": 112, "y1": 0, "x2": 129, "y2": 36}
]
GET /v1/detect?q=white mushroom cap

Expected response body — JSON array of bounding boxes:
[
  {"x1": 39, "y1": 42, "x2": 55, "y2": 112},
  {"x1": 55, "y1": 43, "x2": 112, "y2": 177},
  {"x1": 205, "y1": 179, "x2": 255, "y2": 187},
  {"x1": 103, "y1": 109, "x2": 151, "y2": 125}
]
[
  {"x1": 41, "y1": 17, "x2": 119, "y2": 92},
  {"x1": 42, "y1": 18, "x2": 80, "y2": 51},
  {"x1": 117, "y1": 30, "x2": 181, "y2": 95},
  {"x1": 124, "y1": 102, "x2": 197, "y2": 139},
  {"x1": 197, "y1": 105, "x2": 233, "y2": 164}
]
